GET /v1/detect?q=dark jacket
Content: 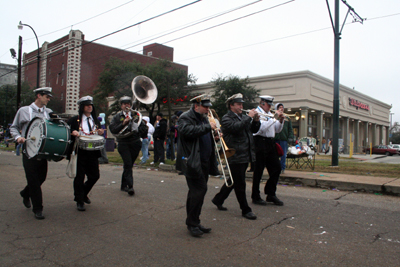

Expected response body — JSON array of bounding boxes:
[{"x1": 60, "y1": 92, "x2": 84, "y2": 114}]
[
  {"x1": 274, "y1": 118, "x2": 294, "y2": 143},
  {"x1": 153, "y1": 118, "x2": 168, "y2": 141},
  {"x1": 176, "y1": 108, "x2": 219, "y2": 178},
  {"x1": 66, "y1": 115, "x2": 102, "y2": 160},
  {"x1": 221, "y1": 110, "x2": 260, "y2": 164},
  {"x1": 109, "y1": 111, "x2": 148, "y2": 143}
]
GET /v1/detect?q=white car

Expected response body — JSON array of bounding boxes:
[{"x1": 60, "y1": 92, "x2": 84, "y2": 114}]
[{"x1": 389, "y1": 144, "x2": 400, "y2": 152}]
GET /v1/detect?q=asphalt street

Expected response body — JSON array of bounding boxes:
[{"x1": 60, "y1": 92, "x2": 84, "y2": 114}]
[{"x1": 0, "y1": 150, "x2": 399, "y2": 266}]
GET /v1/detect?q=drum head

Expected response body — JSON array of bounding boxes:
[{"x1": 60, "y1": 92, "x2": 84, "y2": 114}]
[{"x1": 25, "y1": 117, "x2": 45, "y2": 159}]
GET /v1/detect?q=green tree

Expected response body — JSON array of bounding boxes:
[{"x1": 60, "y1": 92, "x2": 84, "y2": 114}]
[
  {"x1": 210, "y1": 75, "x2": 260, "y2": 117},
  {"x1": 0, "y1": 82, "x2": 34, "y2": 126},
  {"x1": 93, "y1": 57, "x2": 196, "y2": 124}
]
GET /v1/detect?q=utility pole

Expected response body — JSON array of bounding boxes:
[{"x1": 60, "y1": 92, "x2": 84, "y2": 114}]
[
  {"x1": 17, "y1": 36, "x2": 22, "y2": 110},
  {"x1": 326, "y1": 0, "x2": 364, "y2": 166}
]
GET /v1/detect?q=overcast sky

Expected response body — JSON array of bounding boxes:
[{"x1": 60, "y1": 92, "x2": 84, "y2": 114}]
[{"x1": 1, "y1": 0, "x2": 399, "y2": 124}]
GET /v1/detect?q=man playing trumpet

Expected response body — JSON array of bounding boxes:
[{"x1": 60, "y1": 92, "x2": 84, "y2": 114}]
[
  {"x1": 212, "y1": 93, "x2": 261, "y2": 220},
  {"x1": 251, "y1": 95, "x2": 285, "y2": 206},
  {"x1": 109, "y1": 96, "x2": 148, "y2": 196}
]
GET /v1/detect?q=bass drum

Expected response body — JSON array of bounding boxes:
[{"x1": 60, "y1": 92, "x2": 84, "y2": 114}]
[{"x1": 25, "y1": 117, "x2": 71, "y2": 161}]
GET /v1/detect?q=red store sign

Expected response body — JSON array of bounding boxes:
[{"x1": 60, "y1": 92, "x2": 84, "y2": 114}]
[{"x1": 349, "y1": 97, "x2": 370, "y2": 111}]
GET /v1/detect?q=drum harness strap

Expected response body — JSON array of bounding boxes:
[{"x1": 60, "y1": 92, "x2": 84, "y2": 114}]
[{"x1": 29, "y1": 107, "x2": 49, "y2": 120}]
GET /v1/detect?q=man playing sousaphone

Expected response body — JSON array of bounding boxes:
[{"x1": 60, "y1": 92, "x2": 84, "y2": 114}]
[
  {"x1": 67, "y1": 96, "x2": 104, "y2": 211},
  {"x1": 109, "y1": 96, "x2": 148, "y2": 196},
  {"x1": 10, "y1": 87, "x2": 53, "y2": 220}
]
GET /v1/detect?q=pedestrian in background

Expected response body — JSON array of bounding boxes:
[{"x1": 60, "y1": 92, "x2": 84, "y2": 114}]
[
  {"x1": 274, "y1": 103, "x2": 294, "y2": 174},
  {"x1": 140, "y1": 116, "x2": 154, "y2": 164}
]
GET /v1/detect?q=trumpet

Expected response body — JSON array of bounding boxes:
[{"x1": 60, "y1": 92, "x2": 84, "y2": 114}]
[
  {"x1": 241, "y1": 109, "x2": 300, "y2": 121},
  {"x1": 208, "y1": 110, "x2": 234, "y2": 188}
]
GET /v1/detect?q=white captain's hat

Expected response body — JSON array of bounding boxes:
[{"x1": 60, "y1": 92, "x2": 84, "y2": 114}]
[
  {"x1": 260, "y1": 95, "x2": 274, "y2": 105},
  {"x1": 33, "y1": 87, "x2": 53, "y2": 97},
  {"x1": 226, "y1": 93, "x2": 245, "y2": 104},
  {"x1": 119, "y1": 96, "x2": 132, "y2": 104},
  {"x1": 77, "y1": 96, "x2": 93, "y2": 105},
  {"x1": 190, "y1": 94, "x2": 212, "y2": 107}
]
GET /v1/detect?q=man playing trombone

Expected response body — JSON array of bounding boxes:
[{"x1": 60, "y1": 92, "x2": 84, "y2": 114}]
[
  {"x1": 109, "y1": 96, "x2": 148, "y2": 196},
  {"x1": 212, "y1": 93, "x2": 260, "y2": 220},
  {"x1": 176, "y1": 94, "x2": 219, "y2": 237},
  {"x1": 251, "y1": 95, "x2": 285, "y2": 206}
]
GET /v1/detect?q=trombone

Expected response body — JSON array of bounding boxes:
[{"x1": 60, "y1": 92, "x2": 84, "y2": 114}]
[{"x1": 208, "y1": 110, "x2": 234, "y2": 187}]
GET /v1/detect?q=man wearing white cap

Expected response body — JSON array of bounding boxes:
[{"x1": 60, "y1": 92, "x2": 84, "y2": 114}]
[
  {"x1": 67, "y1": 96, "x2": 104, "y2": 211},
  {"x1": 212, "y1": 93, "x2": 261, "y2": 220},
  {"x1": 251, "y1": 95, "x2": 285, "y2": 206},
  {"x1": 176, "y1": 94, "x2": 219, "y2": 237},
  {"x1": 10, "y1": 87, "x2": 53, "y2": 220}
]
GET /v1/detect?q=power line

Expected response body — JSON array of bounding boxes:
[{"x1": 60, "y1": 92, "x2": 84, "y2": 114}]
[
  {"x1": 25, "y1": 0, "x2": 137, "y2": 41},
  {"x1": 5, "y1": 0, "x2": 202, "y2": 76}
]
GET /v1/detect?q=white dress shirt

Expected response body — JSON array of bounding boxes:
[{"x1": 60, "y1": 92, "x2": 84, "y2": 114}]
[{"x1": 253, "y1": 106, "x2": 284, "y2": 137}]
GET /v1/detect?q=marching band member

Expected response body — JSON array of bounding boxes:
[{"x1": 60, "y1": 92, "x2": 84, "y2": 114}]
[
  {"x1": 109, "y1": 96, "x2": 148, "y2": 196},
  {"x1": 67, "y1": 96, "x2": 104, "y2": 211},
  {"x1": 251, "y1": 96, "x2": 285, "y2": 206},
  {"x1": 10, "y1": 87, "x2": 53, "y2": 220},
  {"x1": 176, "y1": 94, "x2": 219, "y2": 237},
  {"x1": 212, "y1": 93, "x2": 260, "y2": 220}
]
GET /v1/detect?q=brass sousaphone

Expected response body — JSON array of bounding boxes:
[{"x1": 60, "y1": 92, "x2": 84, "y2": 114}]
[{"x1": 114, "y1": 75, "x2": 158, "y2": 138}]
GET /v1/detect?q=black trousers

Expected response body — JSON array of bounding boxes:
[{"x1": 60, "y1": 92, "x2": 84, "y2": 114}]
[
  {"x1": 74, "y1": 150, "x2": 100, "y2": 203},
  {"x1": 117, "y1": 140, "x2": 142, "y2": 189},
  {"x1": 252, "y1": 137, "x2": 281, "y2": 200},
  {"x1": 213, "y1": 163, "x2": 252, "y2": 215},
  {"x1": 154, "y1": 139, "x2": 165, "y2": 163},
  {"x1": 185, "y1": 161, "x2": 209, "y2": 227},
  {"x1": 21, "y1": 154, "x2": 48, "y2": 213}
]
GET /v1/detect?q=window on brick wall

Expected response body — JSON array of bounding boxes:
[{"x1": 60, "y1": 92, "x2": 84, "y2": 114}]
[{"x1": 62, "y1": 63, "x2": 64, "y2": 71}]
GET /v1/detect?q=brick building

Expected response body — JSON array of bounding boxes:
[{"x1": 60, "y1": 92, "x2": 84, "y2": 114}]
[{"x1": 22, "y1": 30, "x2": 187, "y2": 115}]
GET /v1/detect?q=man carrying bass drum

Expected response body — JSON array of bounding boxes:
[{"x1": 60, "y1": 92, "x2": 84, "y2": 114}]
[
  {"x1": 10, "y1": 87, "x2": 53, "y2": 220},
  {"x1": 109, "y1": 96, "x2": 148, "y2": 196},
  {"x1": 67, "y1": 96, "x2": 104, "y2": 212}
]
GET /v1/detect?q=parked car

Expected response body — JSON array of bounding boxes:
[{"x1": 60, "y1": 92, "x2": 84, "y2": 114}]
[
  {"x1": 365, "y1": 145, "x2": 399, "y2": 156},
  {"x1": 388, "y1": 144, "x2": 400, "y2": 152}
]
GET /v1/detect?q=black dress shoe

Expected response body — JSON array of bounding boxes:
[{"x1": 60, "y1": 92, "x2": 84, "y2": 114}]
[
  {"x1": 211, "y1": 198, "x2": 228, "y2": 211},
  {"x1": 20, "y1": 191, "x2": 31, "y2": 208},
  {"x1": 34, "y1": 211, "x2": 45, "y2": 220},
  {"x1": 187, "y1": 226, "x2": 203, "y2": 237},
  {"x1": 77, "y1": 203, "x2": 86, "y2": 211},
  {"x1": 242, "y1": 212, "x2": 257, "y2": 220},
  {"x1": 121, "y1": 186, "x2": 129, "y2": 192},
  {"x1": 128, "y1": 188, "x2": 135, "y2": 196},
  {"x1": 198, "y1": 224, "x2": 211, "y2": 233},
  {"x1": 84, "y1": 197, "x2": 91, "y2": 204},
  {"x1": 252, "y1": 199, "x2": 267, "y2": 206},
  {"x1": 266, "y1": 195, "x2": 284, "y2": 206}
]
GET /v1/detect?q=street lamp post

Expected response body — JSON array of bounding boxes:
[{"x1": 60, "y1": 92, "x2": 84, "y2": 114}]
[{"x1": 18, "y1": 21, "x2": 40, "y2": 89}]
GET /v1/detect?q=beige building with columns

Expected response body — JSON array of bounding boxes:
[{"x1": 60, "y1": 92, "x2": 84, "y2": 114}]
[{"x1": 191, "y1": 70, "x2": 391, "y2": 153}]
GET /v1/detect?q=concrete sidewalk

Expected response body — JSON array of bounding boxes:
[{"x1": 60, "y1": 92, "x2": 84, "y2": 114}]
[{"x1": 157, "y1": 153, "x2": 400, "y2": 196}]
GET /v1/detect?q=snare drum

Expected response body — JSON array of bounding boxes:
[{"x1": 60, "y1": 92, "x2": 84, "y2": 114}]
[
  {"x1": 78, "y1": 135, "x2": 105, "y2": 151},
  {"x1": 25, "y1": 117, "x2": 71, "y2": 161}
]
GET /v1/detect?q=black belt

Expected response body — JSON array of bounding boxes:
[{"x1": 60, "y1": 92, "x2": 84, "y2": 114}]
[{"x1": 255, "y1": 136, "x2": 273, "y2": 140}]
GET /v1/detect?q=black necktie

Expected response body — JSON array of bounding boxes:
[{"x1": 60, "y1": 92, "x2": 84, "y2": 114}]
[
  {"x1": 87, "y1": 118, "x2": 92, "y2": 132},
  {"x1": 38, "y1": 109, "x2": 41, "y2": 112}
]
